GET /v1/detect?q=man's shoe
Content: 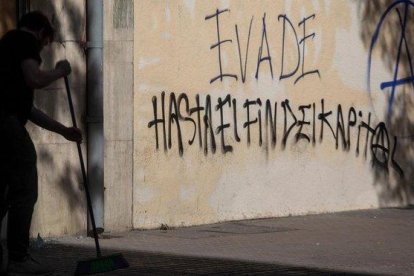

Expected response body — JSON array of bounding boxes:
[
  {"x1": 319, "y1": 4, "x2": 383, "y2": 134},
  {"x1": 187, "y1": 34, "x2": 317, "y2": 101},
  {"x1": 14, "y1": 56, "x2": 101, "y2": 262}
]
[{"x1": 7, "y1": 255, "x2": 53, "y2": 275}]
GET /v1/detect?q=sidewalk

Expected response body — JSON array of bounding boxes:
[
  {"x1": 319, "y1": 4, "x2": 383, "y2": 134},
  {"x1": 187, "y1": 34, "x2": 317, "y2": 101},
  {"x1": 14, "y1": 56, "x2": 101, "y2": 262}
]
[{"x1": 5, "y1": 208, "x2": 414, "y2": 275}]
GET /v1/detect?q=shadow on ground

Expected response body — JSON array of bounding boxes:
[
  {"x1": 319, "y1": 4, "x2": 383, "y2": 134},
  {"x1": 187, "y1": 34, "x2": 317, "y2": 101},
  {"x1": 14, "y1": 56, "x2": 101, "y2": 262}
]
[{"x1": 3, "y1": 244, "x2": 376, "y2": 276}]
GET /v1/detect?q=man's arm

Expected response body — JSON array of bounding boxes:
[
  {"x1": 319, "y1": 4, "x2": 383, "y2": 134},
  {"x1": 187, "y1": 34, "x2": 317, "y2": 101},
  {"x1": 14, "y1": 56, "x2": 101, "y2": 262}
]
[
  {"x1": 22, "y1": 59, "x2": 71, "y2": 89},
  {"x1": 29, "y1": 107, "x2": 82, "y2": 142}
]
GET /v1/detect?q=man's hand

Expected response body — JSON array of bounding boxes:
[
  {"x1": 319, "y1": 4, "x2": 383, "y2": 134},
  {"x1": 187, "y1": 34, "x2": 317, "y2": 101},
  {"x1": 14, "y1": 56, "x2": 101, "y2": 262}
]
[
  {"x1": 30, "y1": 107, "x2": 82, "y2": 142},
  {"x1": 55, "y1": 60, "x2": 71, "y2": 77},
  {"x1": 62, "y1": 127, "x2": 82, "y2": 143}
]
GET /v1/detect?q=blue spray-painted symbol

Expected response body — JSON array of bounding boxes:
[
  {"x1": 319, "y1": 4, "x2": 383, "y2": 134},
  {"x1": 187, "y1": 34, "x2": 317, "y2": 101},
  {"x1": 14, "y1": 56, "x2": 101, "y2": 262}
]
[{"x1": 367, "y1": 0, "x2": 414, "y2": 117}]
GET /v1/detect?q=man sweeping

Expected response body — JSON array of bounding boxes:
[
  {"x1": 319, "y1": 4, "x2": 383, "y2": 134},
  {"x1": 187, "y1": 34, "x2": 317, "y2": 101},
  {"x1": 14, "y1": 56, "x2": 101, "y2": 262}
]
[{"x1": 0, "y1": 11, "x2": 82, "y2": 275}]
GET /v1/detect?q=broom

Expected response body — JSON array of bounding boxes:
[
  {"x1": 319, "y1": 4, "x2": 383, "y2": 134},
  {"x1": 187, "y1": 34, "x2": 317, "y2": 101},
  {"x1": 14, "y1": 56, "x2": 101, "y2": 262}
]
[{"x1": 64, "y1": 76, "x2": 129, "y2": 275}]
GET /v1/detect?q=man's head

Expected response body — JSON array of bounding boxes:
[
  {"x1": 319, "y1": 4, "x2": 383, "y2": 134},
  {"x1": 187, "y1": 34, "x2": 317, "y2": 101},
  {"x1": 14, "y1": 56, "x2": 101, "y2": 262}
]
[{"x1": 18, "y1": 11, "x2": 55, "y2": 49}]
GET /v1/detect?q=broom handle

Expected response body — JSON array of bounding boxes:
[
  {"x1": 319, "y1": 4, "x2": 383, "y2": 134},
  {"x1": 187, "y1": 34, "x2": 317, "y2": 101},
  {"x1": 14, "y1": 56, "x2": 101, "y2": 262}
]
[{"x1": 64, "y1": 76, "x2": 102, "y2": 257}]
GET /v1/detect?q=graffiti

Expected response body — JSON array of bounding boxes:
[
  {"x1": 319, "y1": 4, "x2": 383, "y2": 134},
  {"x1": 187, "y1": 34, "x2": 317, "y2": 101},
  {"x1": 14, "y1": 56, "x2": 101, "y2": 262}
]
[
  {"x1": 205, "y1": 9, "x2": 321, "y2": 84},
  {"x1": 144, "y1": 6, "x2": 412, "y2": 178},
  {"x1": 205, "y1": 9, "x2": 238, "y2": 83},
  {"x1": 148, "y1": 92, "x2": 403, "y2": 176},
  {"x1": 367, "y1": 0, "x2": 414, "y2": 116}
]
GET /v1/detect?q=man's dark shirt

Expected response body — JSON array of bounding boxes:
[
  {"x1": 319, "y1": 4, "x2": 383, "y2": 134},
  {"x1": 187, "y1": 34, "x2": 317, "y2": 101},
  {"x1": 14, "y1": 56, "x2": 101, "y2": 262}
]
[{"x1": 0, "y1": 30, "x2": 42, "y2": 125}]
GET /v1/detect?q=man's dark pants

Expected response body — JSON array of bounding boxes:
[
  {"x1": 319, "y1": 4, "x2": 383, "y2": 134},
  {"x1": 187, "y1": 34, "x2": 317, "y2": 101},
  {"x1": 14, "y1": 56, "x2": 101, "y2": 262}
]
[{"x1": 0, "y1": 115, "x2": 38, "y2": 267}]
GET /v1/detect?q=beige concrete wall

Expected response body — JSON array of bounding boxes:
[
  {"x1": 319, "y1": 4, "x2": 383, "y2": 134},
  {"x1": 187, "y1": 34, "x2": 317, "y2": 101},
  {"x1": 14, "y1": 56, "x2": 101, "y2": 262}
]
[
  {"x1": 11, "y1": 0, "x2": 413, "y2": 237},
  {"x1": 18, "y1": 0, "x2": 136, "y2": 237},
  {"x1": 28, "y1": 0, "x2": 87, "y2": 237},
  {"x1": 103, "y1": 0, "x2": 134, "y2": 232},
  {"x1": 134, "y1": 0, "x2": 414, "y2": 229},
  {"x1": 0, "y1": 1, "x2": 16, "y2": 37}
]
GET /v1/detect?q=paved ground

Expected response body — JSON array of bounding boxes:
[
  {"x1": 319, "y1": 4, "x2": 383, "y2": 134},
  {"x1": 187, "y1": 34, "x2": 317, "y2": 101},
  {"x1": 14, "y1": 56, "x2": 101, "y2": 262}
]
[{"x1": 2, "y1": 208, "x2": 414, "y2": 275}]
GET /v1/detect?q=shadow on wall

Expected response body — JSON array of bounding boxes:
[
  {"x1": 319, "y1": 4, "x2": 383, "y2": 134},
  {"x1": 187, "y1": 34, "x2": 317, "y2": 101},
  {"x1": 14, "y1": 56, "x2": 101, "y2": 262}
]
[
  {"x1": 358, "y1": 0, "x2": 414, "y2": 206},
  {"x1": 28, "y1": 0, "x2": 87, "y2": 227},
  {"x1": 37, "y1": 150, "x2": 84, "y2": 212},
  {"x1": 30, "y1": 0, "x2": 86, "y2": 119}
]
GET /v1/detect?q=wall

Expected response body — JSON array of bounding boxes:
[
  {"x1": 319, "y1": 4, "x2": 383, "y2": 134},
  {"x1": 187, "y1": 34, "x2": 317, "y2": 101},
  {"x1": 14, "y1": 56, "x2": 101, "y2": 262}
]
[
  {"x1": 133, "y1": 0, "x2": 414, "y2": 229},
  {"x1": 23, "y1": 0, "x2": 136, "y2": 236},
  {"x1": 3, "y1": 0, "x2": 412, "y2": 237},
  {"x1": 0, "y1": 1, "x2": 16, "y2": 37},
  {"x1": 28, "y1": 0, "x2": 87, "y2": 237},
  {"x1": 1, "y1": 0, "x2": 135, "y2": 237},
  {"x1": 103, "y1": 0, "x2": 134, "y2": 232},
  {"x1": 20, "y1": 0, "x2": 135, "y2": 237}
]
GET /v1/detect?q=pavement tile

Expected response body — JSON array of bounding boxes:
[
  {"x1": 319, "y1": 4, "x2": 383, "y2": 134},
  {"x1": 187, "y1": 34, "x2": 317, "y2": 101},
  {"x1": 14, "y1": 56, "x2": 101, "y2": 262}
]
[{"x1": 1, "y1": 208, "x2": 413, "y2": 275}]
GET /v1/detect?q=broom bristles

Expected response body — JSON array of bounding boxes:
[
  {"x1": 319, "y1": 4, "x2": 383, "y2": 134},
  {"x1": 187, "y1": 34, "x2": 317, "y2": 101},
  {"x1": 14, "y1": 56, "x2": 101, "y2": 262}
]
[{"x1": 75, "y1": 253, "x2": 129, "y2": 275}]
